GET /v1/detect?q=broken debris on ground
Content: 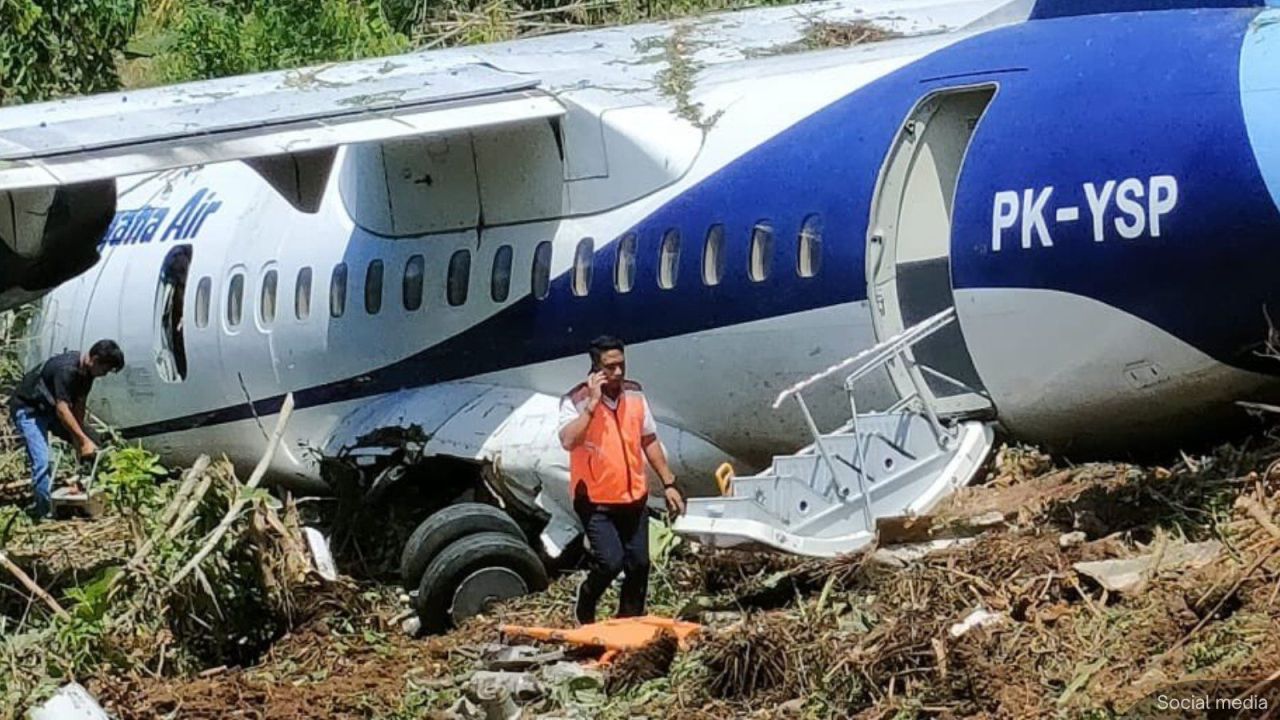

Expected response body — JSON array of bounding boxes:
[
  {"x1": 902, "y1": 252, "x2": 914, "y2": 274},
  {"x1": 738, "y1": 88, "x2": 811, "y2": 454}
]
[{"x1": 4, "y1": 434, "x2": 1280, "y2": 717}]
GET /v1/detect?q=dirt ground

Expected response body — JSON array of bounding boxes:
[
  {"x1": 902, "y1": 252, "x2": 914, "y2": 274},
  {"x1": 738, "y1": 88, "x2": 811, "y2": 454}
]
[{"x1": 6, "y1": 435, "x2": 1280, "y2": 719}]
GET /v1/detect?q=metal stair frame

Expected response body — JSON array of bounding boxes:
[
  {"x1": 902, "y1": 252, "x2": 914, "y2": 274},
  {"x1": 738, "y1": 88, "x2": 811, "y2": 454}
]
[{"x1": 673, "y1": 308, "x2": 995, "y2": 557}]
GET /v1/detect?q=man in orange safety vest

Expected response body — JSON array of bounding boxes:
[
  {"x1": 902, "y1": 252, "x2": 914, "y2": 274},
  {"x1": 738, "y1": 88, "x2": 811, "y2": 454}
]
[{"x1": 559, "y1": 335, "x2": 684, "y2": 624}]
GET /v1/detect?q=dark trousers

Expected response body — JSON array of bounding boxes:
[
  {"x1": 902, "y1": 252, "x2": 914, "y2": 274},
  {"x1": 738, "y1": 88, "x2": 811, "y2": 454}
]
[{"x1": 574, "y1": 497, "x2": 650, "y2": 624}]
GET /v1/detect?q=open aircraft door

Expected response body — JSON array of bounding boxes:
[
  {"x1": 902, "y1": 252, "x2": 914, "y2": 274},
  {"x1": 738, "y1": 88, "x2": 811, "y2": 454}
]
[{"x1": 866, "y1": 86, "x2": 997, "y2": 419}]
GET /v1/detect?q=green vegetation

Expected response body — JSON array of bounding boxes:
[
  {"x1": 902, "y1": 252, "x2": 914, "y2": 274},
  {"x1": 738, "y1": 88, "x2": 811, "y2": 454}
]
[
  {"x1": 3, "y1": 0, "x2": 817, "y2": 104},
  {"x1": 0, "y1": 449, "x2": 313, "y2": 714},
  {"x1": 140, "y1": 0, "x2": 409, "y2": 85},
  {"x1": 0, "y1": 307, "x2": 33, "y2": 388},
  {"x1": 0, "y1": 0, "x2": 138, "y2": 104},
  {"x1": 653, "y1": 23, "x2": 719, "y2": 128}
]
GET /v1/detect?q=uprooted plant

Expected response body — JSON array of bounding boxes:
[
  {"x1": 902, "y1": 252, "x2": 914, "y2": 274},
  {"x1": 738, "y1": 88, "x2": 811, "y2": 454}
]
[
  {"x1": 97, "y1": 445, "x2": 168, "y2": 541},
  {"x1": 0, "y1": 395, "x2": 321, "y2": 717}
]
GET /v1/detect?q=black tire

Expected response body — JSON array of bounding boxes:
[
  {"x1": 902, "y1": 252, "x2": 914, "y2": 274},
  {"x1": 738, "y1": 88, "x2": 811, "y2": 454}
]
[
  {"x1": 415, "y1": 531, "x2": 549, "y2": 633},
  {"x1": 399, "y1": 503, "x2": 524, "y2": 590}
]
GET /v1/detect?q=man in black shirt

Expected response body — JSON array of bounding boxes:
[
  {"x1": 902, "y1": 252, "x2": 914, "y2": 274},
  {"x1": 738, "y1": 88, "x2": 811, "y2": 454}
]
[{"x1": 8, "y1": 340, "x2": 124, "y2": 519}]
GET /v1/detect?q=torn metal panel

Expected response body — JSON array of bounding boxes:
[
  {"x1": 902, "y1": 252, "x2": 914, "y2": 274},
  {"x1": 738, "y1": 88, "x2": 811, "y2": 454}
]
[
  {"x1": 321, "y1": 383, "x2": 492, "y2": 459},
  {"x1": 319, "y1": 383, "x2": 580, "y2": 555}
]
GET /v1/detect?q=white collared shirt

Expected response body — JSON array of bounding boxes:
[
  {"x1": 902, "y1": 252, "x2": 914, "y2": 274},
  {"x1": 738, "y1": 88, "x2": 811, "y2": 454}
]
[{"x1": 557, "y1": 388, "x2": 657, "y2": 436}]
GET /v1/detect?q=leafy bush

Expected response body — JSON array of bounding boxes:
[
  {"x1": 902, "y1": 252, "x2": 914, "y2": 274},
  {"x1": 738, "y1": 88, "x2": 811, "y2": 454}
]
[
  {"x1": 0, "y1": 307, "x2": 34, "y2": 391},
  {"x1": 98, "y1": 445, "x2": 166, "y2": 543},
  {"x1": 152, "y1": 0, "x2": 410, "y2": 83},
  {"x1": 53, "y1": 567, "x2": 120, "y2": 675},
  {"x1": 5, "y1": 0, "x2": 815, "y2": 103},
  {"x1": 0, "y1": 0, "x2": 139, "y2": 104}
]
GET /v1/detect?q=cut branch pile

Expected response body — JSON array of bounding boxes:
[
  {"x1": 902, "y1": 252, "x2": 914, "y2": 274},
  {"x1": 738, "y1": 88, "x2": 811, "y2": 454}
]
[
  {"x1": 668, "y1": 435, "x2": 1280, "y2": 718},
  {"x1": 0, "y1": 395, "x2": 326, "y2": 716},
  {"x1": 432, "y1": 434, "x2": 1280, "y2": 719}
]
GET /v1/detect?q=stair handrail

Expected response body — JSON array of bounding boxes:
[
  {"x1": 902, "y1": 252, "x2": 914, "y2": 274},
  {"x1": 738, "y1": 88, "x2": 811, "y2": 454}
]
[
  {"x1": 770, "y1": 308, "x2": 959, "y2": 529},
  {"x1": 772, "y1": 307, "x2": 957, "y2": 409}
]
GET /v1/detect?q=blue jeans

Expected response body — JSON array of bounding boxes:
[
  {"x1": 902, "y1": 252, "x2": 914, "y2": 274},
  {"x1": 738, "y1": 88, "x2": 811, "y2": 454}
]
[{"x1": 11, "y1": 405, "x2": 52, "y2": 519}]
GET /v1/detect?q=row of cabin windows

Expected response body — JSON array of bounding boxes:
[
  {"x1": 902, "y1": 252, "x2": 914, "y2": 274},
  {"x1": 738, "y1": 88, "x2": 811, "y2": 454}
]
[
  {"x1": 189, "y1": 215, "x2": 824, "y2": 329},
  {"x1": 576, "y1": 214, "x2": 823, "y2": 297},
  {"x1": 191, "y1": 247, "x2": 507, "y2": 329}
]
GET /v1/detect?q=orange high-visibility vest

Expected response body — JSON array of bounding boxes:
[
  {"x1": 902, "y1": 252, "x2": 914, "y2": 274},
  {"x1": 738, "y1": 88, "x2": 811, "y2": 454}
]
[{"x1": 565, "y1": 380, "x2": 649, "y2": 504}]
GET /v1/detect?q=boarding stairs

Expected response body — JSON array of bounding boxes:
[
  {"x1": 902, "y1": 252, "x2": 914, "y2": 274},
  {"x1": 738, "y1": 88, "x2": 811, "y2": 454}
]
[{"x1": 673, "y1": 308, "x2": 995, "y2": 557}]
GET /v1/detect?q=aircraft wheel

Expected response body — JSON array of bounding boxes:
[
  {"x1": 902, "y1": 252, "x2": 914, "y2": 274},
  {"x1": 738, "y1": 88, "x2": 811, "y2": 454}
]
[
  {"x1": 414, "y1": 531, "x2": 548, "y2": 633},
  {"x1": 399, "y1": 503, "x2": 524, "y2": 591}
]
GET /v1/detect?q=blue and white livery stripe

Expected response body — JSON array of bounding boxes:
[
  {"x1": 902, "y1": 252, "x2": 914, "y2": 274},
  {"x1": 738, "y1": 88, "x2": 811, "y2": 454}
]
[{"x1": 121, "y1": 5, "x2": 1280, "y2": 438}]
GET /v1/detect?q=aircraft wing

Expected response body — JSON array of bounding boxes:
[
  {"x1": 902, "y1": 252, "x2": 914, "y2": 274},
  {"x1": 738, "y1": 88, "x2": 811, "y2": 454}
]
[
  {"x1": 0, "y1": 0, "x2": 1022, "y2": 310},
  {"x1": 0, "y1": 0, "x2": 1029, "y2": 193},
  {"x1": 0, "y1": 60, "x2": 562, "y2": 309},
  {"x1": 0, "y1": 63, "x2": 562, "y2": 191}
]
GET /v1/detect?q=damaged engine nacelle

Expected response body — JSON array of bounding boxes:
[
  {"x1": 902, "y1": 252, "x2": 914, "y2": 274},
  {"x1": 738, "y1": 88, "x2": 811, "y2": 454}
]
[
  {"x1": 0, "y1": 180, "x2": 115, "y2": 311},
  {"x1": 324, "y1": 425, "x2": 434, "y2": 505},
  {"x1": 317, "y1": 423, "x2": 556, "y2": 634},
  {"x1": 320, "y1": 423, "x2": 548, "y2": 528}
]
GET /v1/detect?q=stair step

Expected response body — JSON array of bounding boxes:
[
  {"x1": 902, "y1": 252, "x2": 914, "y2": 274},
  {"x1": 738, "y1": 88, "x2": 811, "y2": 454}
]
[
  {"x1": 676, "y1": 418, "x2": 995, "y2": 557},
  {"x1": 672, "y1": 308, "x2": 995, "y2": 557}
]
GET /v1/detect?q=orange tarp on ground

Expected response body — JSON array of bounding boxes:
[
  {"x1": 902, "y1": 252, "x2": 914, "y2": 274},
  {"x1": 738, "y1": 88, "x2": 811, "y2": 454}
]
[{"x1": 500, "y1": 615, "x2": 701, "y2": 652}]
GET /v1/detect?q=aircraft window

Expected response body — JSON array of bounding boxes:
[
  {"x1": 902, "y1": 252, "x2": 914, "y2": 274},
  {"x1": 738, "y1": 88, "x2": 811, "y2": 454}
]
[
  {"x1": 798, "y1": 214, "x2": 823, "y2": 278},
  {"x1": 532, "y1": 241, "x2": 552, "y2": 300},
  {"x1": 750, "y1": 222, "x2": 775, "y2": 282},
  {"x1": 365, "y1": 259, "x2": 384, "y2": 314},
  {"x1": 194, "y1": 276, "x2": 211, "y2": 329},
  {"x1": 227, "y1": 273, "x2": 245, "y2": 328},
  {"x1": 447, "y1": 250, "x2": 470, "y2": 307},
  {"x1": 702, "y1": 225, "x2": 725, "y2": 286},
  {"x1": 404, "y1": 254, "x2": 425, "y2": 311},
  {"x1": 330, "y1": 263, "x2": 348, "y2": 318},
  {"x1": 573, "y1": 238, "x2": 594, "y2": 297},
  {"x1": 659, "y1": 229, "x2": 680, "y2": 290},
  {"x1": 614, "y1": 233, "x2": 637, "y2": 294},
  {"x1": 155, "y1": 244, "x2": 192, "y2": 382},
  {"x1": 295, "y1": 267, "x2": 312, "y2": 320},
  {"x1": 260, "y1": 269, "x2": 278, "y2": 325},
  {"x1": 491, "y1": 245, "x2": 513, "y2": 303}
]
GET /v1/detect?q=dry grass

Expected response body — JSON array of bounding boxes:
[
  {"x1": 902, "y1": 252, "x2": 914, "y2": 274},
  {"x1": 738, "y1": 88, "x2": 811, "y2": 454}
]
[
  {"x1": 376, "y1": 432, "x2": 1280, "y2": 717},
  {"x1": 7, "y1": 433, "x2": 1280, "y2": 718},
  {"x1": 605, "y1": 628, "x2": 680, "y2": 694},
  {"x1": 661, "y1": 435, "x2": 1280, "y2": 718},
  {"x1": 0, "y1": 453, "x2": 324, "y2": 717}
]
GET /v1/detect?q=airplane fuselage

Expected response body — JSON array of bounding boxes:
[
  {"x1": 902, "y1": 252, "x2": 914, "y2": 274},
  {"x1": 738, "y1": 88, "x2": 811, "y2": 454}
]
[{"x1": 27, "y1": 4, "x2": 1280, "y2": 538}]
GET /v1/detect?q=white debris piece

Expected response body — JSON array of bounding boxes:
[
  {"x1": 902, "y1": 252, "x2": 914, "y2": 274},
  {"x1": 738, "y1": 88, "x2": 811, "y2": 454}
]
[
  {"x1": 949, "y1": 608, "x2": 1005, "y2": 638},
  {"x1": 303, "y1": 526, "x2": 338, "y2": 581},
  {"x1": 29, "y1": 683, "x2": 110, "y2": 720},
  {"x1": 467, "y1": 671, "x2": 544, "y2": 702},
  {"x1": 484, "y1": 645, "x2": 564, "y2": 671},
  {"x1": 967, "y1": 511, "x2": 1007, "y2": 528},
  {"x1": 871, "y1": 538, "x2": 969, "y2": 569},
  {"x1": 778, "y1": 698, "x2": 806, "y2": 715},
  {"x1": 542, "y1": 662, "x2": 604, "y2": 688},
  {"x1": 1073, "y1": 540, "x2": 1222, "y2": 594},
  {"x1": 401, "y1": 616, "x2": 422, "y2": 637},
  {"x1": 1059, "y1": 531, "x2": 1087, "y2": 548},
  {"x1": 443, "y1": 697, "x2": 484, "y2": 720}
]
